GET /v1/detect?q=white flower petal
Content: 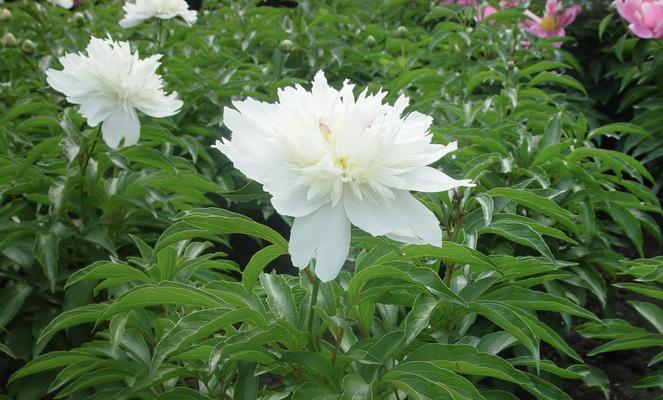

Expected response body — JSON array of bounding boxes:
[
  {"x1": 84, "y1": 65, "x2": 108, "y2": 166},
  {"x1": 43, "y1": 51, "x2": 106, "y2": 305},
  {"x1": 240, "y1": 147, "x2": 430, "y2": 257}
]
[
  {"x1": 387, "y1": 190, "x2": 442, "y2": 246},
  {"x1": 288, "y1": 203, "x2": 351, "y2": 282},
  {"x1": 101, "y1": 108, "x2": 140, "y2": 149},
  {"x1": 392, "y1": 166, "x2": 475, "y2": 193},
  {"x1": 344, "y1": 188, "x2": 441, "y2": 246},
  {"x1": 120, "y1": 0, "x2": 197, "y2": 28}
]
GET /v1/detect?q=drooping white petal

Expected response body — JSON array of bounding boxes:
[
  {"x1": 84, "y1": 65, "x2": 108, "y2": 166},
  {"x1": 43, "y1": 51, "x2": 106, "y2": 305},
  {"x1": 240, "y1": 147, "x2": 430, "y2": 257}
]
[
  {"x1": 288, "y1": 203, "x2": 351, "y2": 282},
  {"x1": 344, "y1": 188, "x2": 442, "y2": 246},
  {"x1": 392, "y1": 166, "x2": 475, "y2": 193},
  {"x1": 101, "y1": 108, "x2": 140, "y2": 149},
  {"x1": 386, "y1": 190, "x2": 442, "y2": 246}
]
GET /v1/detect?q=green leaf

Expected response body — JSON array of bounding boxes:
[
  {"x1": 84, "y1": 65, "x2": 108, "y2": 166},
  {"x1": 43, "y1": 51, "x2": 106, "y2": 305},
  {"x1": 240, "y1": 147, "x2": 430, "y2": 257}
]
[
  {"x1": 519, "y1": 61, "x2": 569, "y2": 78},
  {"x1": 260, "y1": 273, "x2": 297, "y2": 324},
  {"x1": 157, "y1": 208, "x2": 288, "y2": 252},
  {"x1": 282, "y1": 351, "x2": 339, "y2": 385},
  {"x1": 382, "y1": 361, "x2": 487, "y2": 400},
  {"x1": 99, "y1": 282, "x2": 226, "y2": 321},
  {"x1": 616, "y1": 283, "x2": 663, "y2": 301},
  {"x1": 0, "y1": 343, "x2": 15, "y2": 359},
  {"x1": 341, "y1": 374, "x2": 372, "y2": 400},
  {"x1": 589, "y1": 335, "x2": 663, "y2": 356},
  {"x1": 539, "y1": 112, "x2": 562, "y2": 149},
  {"x1": 376, "y1": 242, "x2": 499, "y2": 272},
  {"x1": 568, "y1": 147, "x2": 655, "y2": 183},
  {"x1": 400, "y1": 295, "x2": 438, "y2": 348},
  {"x1": 10, "y1": 351, "x2": 98, "y2": 382},
  {"x1": 475, "y1": 193, "x2": 494, "y2": 226},
  {"x1": 479, "y1": 221, "x2": 555, "y2": 261},
  {"x1": 483, "y1": 286, "x2": 598, "y2": 321},
  {"x1": 588, "y1": 122, "x2": 650, "y2": 140},
  {"x1": 598, "y1": 13, "x2": 613, "y2": 40},
  {"x1": 406, "y1": 344, "x2": 571, "y2": 400},
  {"x1": 348, "y1": 263, "x2": 466, "y2": 307},
  {"x1": 66, "y1": 261, "x2": 151, "y2": 289},
  {"x1": 0, "y1": 284, "x2": 32, "y2": 329},
  {"x1": 527, "y1": 71, "x2": 587, "y2": 95},
  {"x1": 234, "y1": 361, "x2": 258, "y2": 400},
  {"x1": 629, "y1": 301, "x2": 663, "y2": 333},
  {"x1": 34, "y1": 232, "x2": 60, "y2": 292},
  {"x1": 470, "y1": 301, "x2": 540, "y2": 365},
  {"x1": 37, "y1": 304, "x2": 106, "y2": 343},
  {"x1": 487, "y1": 188, "x2": 578, "y2": 234},
  {"x1": 242, "y1": 245, "x2": 286, "y2": 291}
]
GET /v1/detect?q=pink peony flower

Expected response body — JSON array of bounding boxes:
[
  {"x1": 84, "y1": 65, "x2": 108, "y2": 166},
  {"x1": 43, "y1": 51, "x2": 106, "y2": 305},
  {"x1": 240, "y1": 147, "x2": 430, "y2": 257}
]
[
  {"x1": 521, "y1": 0, "x2": 581, "y2": 47},
  {"x1": 616, "y1": 0, "x2": 663, "y2": 39}
]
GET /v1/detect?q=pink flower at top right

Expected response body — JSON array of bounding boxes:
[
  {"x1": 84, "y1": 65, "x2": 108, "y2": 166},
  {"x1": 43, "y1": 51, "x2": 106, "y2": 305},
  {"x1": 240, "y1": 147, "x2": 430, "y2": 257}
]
[
  {"x1": 616, "y1": 0, "x2": 663, "y2": 39},
  {"x1": 521, "y1": 0, "x2": 581, "y2": 47}
]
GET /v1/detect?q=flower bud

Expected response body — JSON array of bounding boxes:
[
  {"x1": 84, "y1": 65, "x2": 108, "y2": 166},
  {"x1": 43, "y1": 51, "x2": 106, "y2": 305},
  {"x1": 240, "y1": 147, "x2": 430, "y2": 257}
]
[
  {"x1": 280, "y1": 39, "x2": 294, "y2": 52},
  {"x1": 396, "y1": 26, "x2": 408, "y2": 36},
  {"x1": 1, "y1": 32, "x2": 17, "y2": 47},
  {"x1": 72, "y1": 12, "x2": 85, "y2": 26},
  {"x1": 21, "y1": 39, "x2": 37, "y2": 54},
  {"x1": 366, "y1": 35, "x2": 376, "y2": 45},
  {"x1": 0, "y1": 8, "x2": 11, "y2": 21}
]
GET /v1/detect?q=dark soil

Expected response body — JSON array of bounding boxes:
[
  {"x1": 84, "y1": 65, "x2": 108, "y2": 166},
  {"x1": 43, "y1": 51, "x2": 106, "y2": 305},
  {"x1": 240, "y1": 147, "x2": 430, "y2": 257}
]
[{"x1": 564, "y1": 286, "x2": 663, "y2": 400}]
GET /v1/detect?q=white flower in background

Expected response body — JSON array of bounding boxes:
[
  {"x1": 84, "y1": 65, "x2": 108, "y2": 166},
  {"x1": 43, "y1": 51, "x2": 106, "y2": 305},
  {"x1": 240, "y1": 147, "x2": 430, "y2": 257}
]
[
  {"x1": 214, "y1": 71, "x2": 474, "y2": 281},
  {"x1": 46, "y1": 36, "x2": 182, "y2": 148},
  {"x1": 48, "y1": 0, "x2": 75, "y2": 9},
  {"x1": 119, "y1": 0, "x2": 197, "y2": 28}
]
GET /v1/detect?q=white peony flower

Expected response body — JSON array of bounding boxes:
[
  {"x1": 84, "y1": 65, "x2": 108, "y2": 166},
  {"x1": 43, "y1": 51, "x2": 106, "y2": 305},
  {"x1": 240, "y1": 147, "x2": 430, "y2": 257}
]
[
  {"x1": 214, "y1": 71, "x2": 474, "y2": 282},
  {"x1": 119, "y1": 0, "x2": 197, "y2": 28},
  {"x1": 49, "y1": 0, "x2": 75, "y2": 9},
  {"x1": 46, "y1": 36, "x2": 182, "y2": 148}
]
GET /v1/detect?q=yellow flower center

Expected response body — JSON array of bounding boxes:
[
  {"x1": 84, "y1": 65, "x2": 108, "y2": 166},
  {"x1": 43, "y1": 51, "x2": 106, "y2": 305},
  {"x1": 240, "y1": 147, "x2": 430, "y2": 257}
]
[{"x1": 539, "y1": 16, "x2": 557, "y2": 31}]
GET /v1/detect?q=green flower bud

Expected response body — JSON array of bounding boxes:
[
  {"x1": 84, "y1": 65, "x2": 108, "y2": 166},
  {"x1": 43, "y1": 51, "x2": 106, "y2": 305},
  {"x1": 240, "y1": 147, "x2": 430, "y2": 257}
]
[
  {"x1": 1, "y1": 32, "x2": 17, "y2": 47},
  {"x1": 0, "y1": 8, "x2": 11, "y2": 21},
  {"x1": 21, "y1": 39, "x2": 37, "y2": 54},
  {"x1": 280, "y1": 39, "x2": 294, "y2": 52},
  {"x1": 72, "y1": 12, "x2": 85, "y2": 26}
]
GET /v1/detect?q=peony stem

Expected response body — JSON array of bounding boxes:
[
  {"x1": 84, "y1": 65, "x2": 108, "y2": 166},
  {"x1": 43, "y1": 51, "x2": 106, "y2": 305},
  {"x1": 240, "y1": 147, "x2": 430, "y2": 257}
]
[
  {"x1": 305, "y1": 268, "x2": 320, "y2": 351},
  {"x1": 79, "y1": 126, "x2": 101, "y2": 224}
]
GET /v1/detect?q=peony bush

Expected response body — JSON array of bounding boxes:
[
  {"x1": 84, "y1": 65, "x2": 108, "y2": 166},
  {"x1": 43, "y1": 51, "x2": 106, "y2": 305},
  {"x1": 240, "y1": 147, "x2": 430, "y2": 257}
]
[{"x1": 0, "y1": 1, "x2": 661, "y2": 399}]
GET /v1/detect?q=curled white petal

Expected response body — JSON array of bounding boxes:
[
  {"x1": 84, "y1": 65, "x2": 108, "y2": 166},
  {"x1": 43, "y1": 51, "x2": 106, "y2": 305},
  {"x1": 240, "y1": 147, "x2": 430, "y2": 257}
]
[
  {"x1": 102, "y1": 108, "x2": 140, "y2": 149},
  {"x1": 289, "y1": 204, "x2": 351, "y2": 282}
]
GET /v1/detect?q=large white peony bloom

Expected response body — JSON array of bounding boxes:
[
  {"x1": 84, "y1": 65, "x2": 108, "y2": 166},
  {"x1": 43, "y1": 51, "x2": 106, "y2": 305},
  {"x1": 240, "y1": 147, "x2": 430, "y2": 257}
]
[
  {"x1": 46, "y1": 36, "x2": 182, "y2": 148},
  {"x1": 214, "y1": 71, "x2": 474, "y2": 282},
  {"x1": 119, "y1": 0, "x2": 197, "y2": 28},
  {"x1": 48, "y1": 0, "x2": 75, "y2": 9}
]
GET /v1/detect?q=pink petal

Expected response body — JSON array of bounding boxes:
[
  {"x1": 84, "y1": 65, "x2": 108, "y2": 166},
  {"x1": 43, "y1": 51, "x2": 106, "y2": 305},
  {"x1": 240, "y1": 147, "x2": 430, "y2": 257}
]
[
  {"x1": 630, "y1": 22, "x2": 654, "y2": 38},
  {"x1": 545, "y1": 0, "x2": 559, "y2": 16},
  {"x1": 558, "y1": 4, "x2": 581, "y2": 27}
]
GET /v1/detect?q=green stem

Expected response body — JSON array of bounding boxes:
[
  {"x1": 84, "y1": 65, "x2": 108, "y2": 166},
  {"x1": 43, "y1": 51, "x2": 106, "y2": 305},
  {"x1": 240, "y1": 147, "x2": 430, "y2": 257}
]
[
  {"x1": 443, "y1": 262, "x2": 455, "y2": 287},
  {"x1": 157, "y1": 19, "x2": 164, "y2": 51},
  {"x1": 305, "y1": 268, "x2": 320, "y2": 351},
  {"x1": 79, "y1": 126, "x2": 101, "y2": 224},
  {"x1": 331, "y1": 327, "x2": 344, "y2": 364}
]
